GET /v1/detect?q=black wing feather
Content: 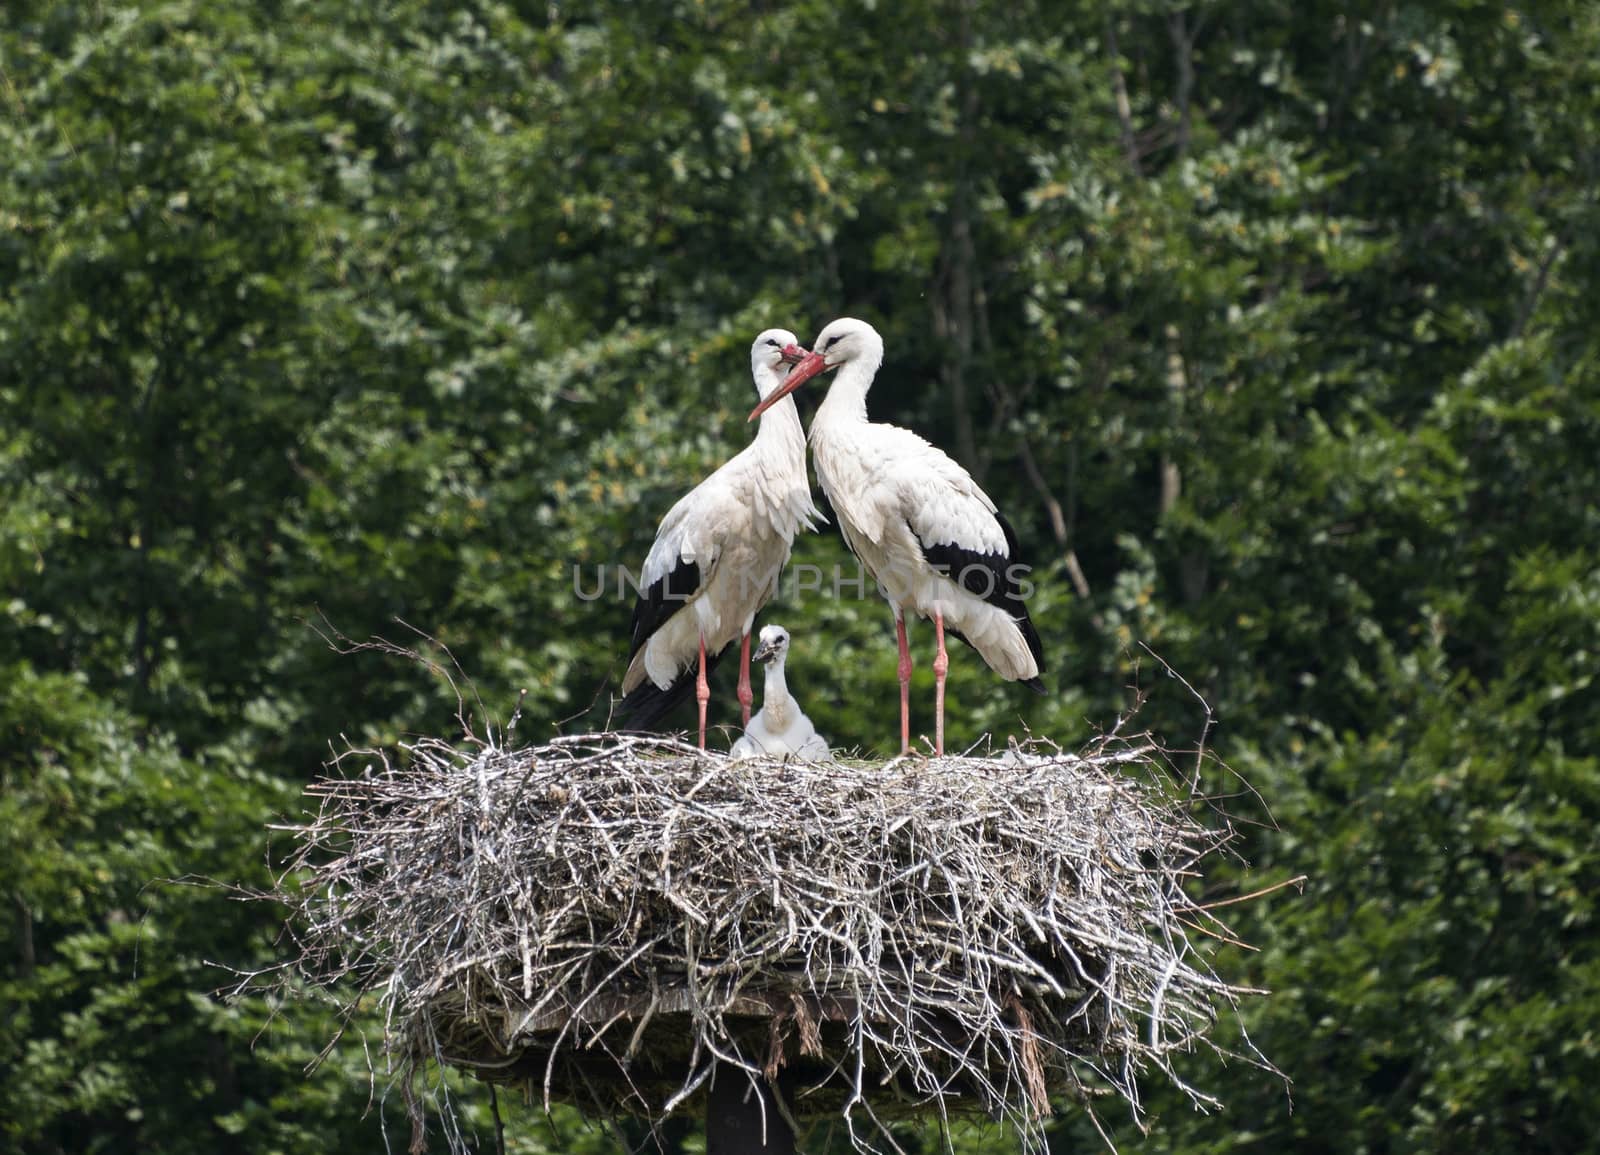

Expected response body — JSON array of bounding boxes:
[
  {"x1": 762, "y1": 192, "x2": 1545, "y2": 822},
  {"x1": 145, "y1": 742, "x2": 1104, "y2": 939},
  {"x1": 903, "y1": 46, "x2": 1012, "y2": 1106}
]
[
  {"x1": 628, "y1": 558, "x2": 701, "y2": 659},
  {"x1": 916, "y1": 510, "x2": 1046, "y2": 691},
  {"x1": 622, "y1": 555, "x2": 734, "y2": 731}
]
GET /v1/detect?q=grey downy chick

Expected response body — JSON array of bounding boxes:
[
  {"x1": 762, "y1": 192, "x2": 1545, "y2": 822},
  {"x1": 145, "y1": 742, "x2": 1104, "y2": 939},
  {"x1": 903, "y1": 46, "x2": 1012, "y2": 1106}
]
[{"x1": 729, "y1": 625, "x2": 831, "y2": 761}]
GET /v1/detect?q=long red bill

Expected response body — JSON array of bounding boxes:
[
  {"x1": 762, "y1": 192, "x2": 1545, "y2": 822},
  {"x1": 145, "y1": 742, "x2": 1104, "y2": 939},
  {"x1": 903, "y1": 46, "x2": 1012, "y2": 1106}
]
[{"x1": 749, "y1": 349, "x2": 828, "y2": 421}]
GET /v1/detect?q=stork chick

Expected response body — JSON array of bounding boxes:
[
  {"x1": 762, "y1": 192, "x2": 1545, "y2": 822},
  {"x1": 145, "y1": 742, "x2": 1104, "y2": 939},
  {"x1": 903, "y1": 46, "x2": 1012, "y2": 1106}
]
[{"x1": 729, "y1": 625, "x2": 831, "y2": 762}]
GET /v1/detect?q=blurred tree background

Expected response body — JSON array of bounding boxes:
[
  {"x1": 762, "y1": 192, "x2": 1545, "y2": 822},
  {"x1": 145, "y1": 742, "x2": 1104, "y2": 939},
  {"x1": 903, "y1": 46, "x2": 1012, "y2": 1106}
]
[{"x1": 3, "y1": 0, "x2": 1598, "y2": 1152}]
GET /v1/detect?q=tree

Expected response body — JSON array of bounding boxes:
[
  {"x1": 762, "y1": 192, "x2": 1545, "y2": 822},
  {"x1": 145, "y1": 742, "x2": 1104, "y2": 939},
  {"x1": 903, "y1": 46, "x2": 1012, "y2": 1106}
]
[{"x1": 4, "y1": 0, "x2": 1599, "y2": 1150}]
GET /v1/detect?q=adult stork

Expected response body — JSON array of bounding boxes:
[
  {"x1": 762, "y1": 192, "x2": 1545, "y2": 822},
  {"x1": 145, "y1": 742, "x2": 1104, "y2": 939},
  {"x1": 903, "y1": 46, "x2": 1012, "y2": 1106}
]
[
  {"x1": 620, "y1": 328, "x2": 821, "y2": 749},
  {"x1": 748, "y1": 317, "x2": 1043, "y2": 756}
]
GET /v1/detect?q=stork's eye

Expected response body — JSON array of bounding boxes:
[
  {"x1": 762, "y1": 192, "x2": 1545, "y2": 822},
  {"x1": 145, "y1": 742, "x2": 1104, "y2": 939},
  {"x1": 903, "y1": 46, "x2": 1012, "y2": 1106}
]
[
  {"x1": 764, "y1": 338, "x2": 780, "y2": 347},
  {"x1": 824, "y1": 335, "x2": 843, "y2": 350}
]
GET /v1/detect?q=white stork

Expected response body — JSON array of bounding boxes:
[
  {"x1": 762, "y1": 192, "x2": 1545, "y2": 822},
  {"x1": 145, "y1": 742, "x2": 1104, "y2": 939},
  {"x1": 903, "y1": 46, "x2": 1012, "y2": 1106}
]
[
  {"x1": 620, "y1": 328, "x2": 822, "y2": 748},
  {"x1": 730, "y1": 624, "x2": 832, "y2": 762},
  {"x1": 748, "y1": 317, "x2": 1043, "y2": 756}
]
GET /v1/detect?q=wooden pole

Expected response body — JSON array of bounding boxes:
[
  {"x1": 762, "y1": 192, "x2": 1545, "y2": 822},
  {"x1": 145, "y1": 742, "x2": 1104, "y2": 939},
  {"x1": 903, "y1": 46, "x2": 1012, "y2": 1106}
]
[
  {"x1": 620, "y1": 1115, "x2": 690, "y2": 1155},
  {"x1": 705, "y1": 1066, "x2": 795, "y2": 1155}
]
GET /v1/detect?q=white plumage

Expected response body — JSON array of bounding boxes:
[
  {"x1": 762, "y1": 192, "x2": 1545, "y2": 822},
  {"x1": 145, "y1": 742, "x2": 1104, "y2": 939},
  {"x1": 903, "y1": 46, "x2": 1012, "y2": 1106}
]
[
  {"x1": 729, "y1": 624, "x2": 831, "y2": 762},
  {"x1": 748, "y1": 317, "x2": 1043, "y2": 756},
  {"x1": 621, "y1": 329, "x2": 822, "y2": 747}
]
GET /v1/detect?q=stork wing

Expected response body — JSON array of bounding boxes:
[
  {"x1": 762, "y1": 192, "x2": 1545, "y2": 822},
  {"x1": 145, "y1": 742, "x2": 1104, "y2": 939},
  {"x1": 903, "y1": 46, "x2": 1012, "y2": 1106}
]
[
  {"x1": 898, "y1": 439, "x2": 1045, "y2": 684},
  {"x1": 628, "y1": 480, "x2": 729, "y2": 658},
  {"x1": 855, "y1": 425, "x2": 1001, "y2": 553}
]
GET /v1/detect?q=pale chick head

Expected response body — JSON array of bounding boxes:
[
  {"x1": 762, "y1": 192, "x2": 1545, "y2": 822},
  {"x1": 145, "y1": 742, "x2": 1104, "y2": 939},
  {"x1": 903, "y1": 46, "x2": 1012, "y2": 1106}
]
[{"x1": 752, "y1": 623, "x2": 792, "y2": 664}]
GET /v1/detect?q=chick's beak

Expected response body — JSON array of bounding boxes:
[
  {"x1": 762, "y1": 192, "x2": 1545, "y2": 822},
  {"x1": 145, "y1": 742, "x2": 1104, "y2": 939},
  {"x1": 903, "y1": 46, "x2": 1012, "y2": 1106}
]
[{"x1": 752, "y1": 640, "x2": 778, "y2": 663}]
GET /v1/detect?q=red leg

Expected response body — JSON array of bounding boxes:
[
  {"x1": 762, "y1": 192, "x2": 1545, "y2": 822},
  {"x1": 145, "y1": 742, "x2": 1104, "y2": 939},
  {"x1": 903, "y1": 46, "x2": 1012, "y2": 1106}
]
[
  {"x1": 933, "y1": 611, "x2": 949, "y2": 757},
  {"x1": 695, "y1": 633, "x2": 710, "y2": 751},
  {"x1": 895, "y1": 614, "x2": 912, "y2": 755},
  {"x1": 737, "y1": 631, "x2": 753, "y2": 727}
]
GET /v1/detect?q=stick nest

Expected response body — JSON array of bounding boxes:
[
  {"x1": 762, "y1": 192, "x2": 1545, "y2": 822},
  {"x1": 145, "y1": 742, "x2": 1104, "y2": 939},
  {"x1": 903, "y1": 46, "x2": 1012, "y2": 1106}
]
[{"x1": 277, "y1": 731, "x2": 1269, "y2": 1150}]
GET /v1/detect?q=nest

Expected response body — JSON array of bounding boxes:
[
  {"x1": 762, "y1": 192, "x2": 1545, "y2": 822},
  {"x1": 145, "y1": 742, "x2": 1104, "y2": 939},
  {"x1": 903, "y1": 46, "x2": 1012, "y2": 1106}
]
[{"x1": 276, "y1": 730, "x2": 1271, "y2": 1151}]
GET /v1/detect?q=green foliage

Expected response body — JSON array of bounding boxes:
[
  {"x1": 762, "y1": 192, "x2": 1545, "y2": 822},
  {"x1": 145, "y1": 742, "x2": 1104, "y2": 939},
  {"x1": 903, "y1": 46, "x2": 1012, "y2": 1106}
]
[
  {"x1": 0, "y1": 662, "x2": 396, "y2": 1152},
  {"x1": 3, "y1": 0, "x2": 1600, "y2": 1151}
]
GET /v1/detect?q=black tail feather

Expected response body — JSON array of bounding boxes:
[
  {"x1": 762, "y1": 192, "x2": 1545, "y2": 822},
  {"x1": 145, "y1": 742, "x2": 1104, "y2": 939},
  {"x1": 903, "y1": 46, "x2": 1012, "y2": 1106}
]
[{"x1": 617, "y1": 648, "x2": 726, "y2": 732}]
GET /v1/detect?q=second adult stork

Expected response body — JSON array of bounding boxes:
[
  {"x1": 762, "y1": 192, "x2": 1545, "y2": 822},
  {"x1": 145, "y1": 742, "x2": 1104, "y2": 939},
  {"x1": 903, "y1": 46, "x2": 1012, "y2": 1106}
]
[
  {"x1": 749, "y1": 317, "x2": 1043, "y2": 756},
  {"x1": 621, "y1": 329, "x2": 821, "y2": 748}
]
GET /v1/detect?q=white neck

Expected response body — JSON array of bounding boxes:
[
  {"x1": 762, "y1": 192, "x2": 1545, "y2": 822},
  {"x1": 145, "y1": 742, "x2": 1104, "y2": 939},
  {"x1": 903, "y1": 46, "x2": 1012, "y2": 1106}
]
[
  {"x1": 753, "y1": 368, "x2": 807, "y2": 454},
  {"x1": 811, "y1": 357, "x2": 874, "y2": 434},
  {"x1": 754, "y1": 392, "x2": 805, "y2": 451},
  {"x1": 762, "y1": 658, "x2": 792, "y2": 726}
]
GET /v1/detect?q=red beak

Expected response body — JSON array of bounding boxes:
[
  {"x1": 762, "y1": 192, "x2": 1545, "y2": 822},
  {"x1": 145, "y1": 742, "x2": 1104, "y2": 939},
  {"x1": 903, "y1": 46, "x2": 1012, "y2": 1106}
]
[{"x1": 749, "y1": 347, "x2": 829, "y2": 421}]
